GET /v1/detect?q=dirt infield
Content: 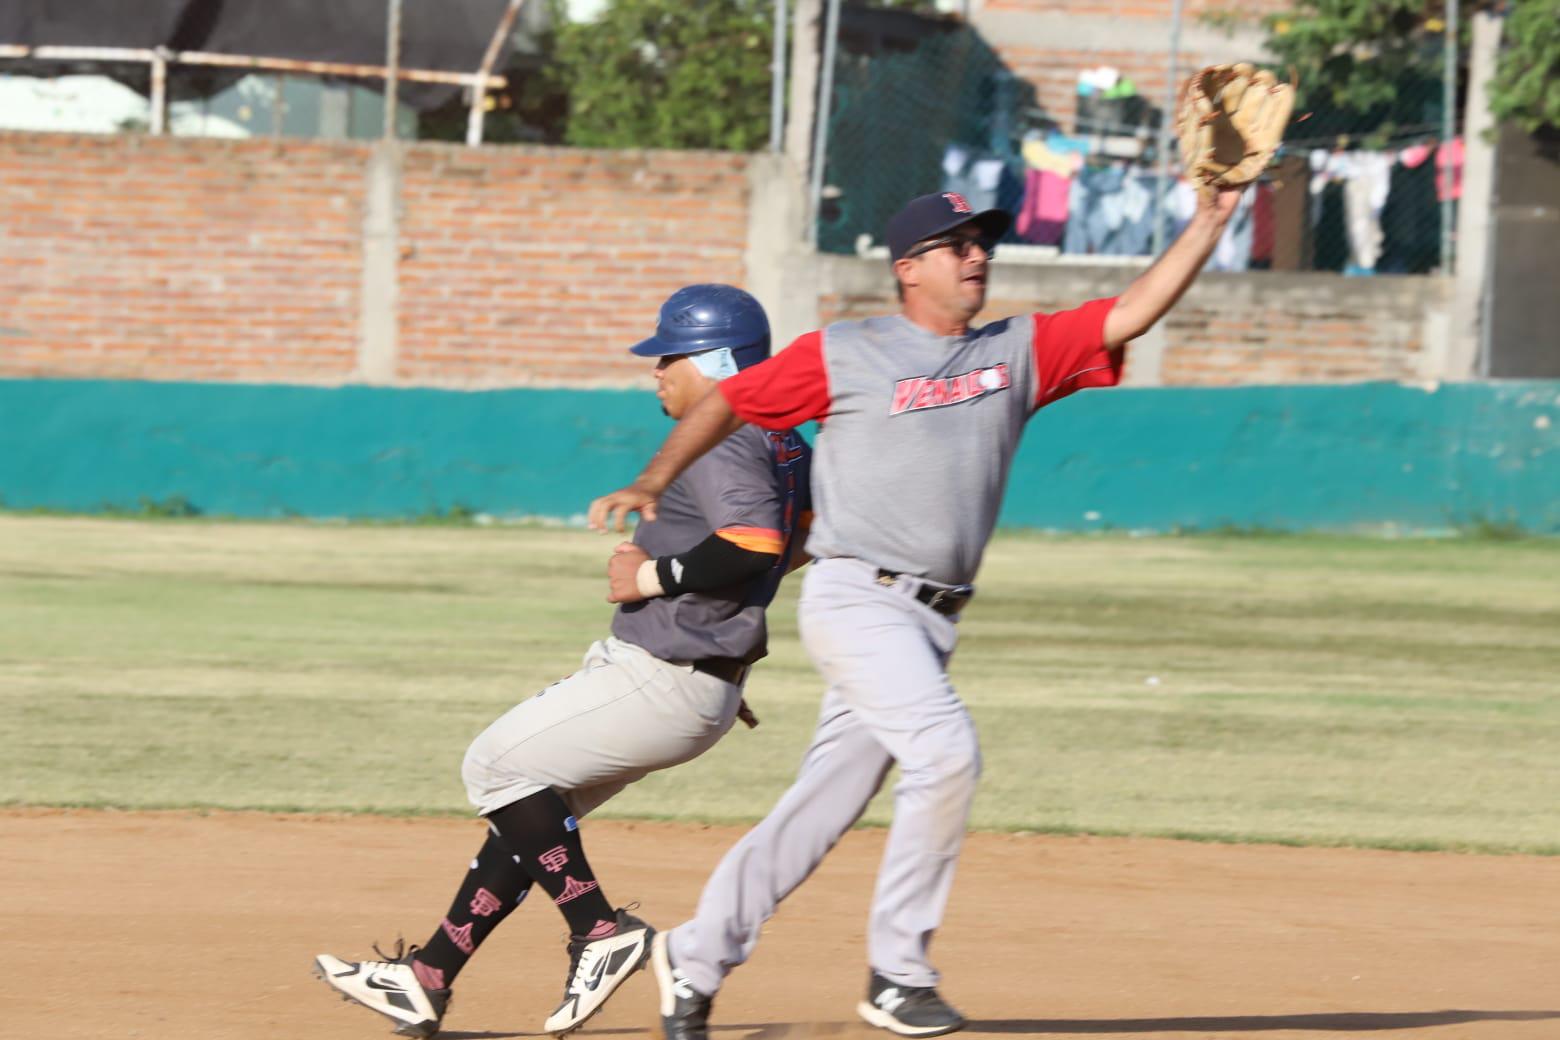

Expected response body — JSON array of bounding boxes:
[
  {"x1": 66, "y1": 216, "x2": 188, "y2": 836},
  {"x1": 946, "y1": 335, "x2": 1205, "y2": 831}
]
[{"x1": 5, "y1": 810, "x2": 1557, "y2": 1040}]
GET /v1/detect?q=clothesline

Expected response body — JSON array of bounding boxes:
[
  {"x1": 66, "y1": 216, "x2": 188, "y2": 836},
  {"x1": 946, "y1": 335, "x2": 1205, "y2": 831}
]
[
  {"x1": 1278, "y1": 120, "x2": 1464, "y2": 152},
  {"x1": 1016, "y1": 110, "x2": 1462, "y2": 161},
  {"x1": 951, "y1": 134, "x2": 1462, "y2": 274}
]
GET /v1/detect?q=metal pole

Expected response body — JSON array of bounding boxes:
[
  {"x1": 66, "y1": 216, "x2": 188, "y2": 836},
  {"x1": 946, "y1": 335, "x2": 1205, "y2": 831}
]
[
  {"x1": 467, "y1": 0, "x2": 526, "y2": 146},
  {"x1": 1152, "y1": 0, "x2": 1184, "y2": 255},
  {"x1": 1440, "y1": 0, "x2": 1458, "y2": 274},
  {"x1": 384, "y1": 0, "x2": 403, "y2": 140},
  {"x1": 769, "y1": 0, "x2": 789, "y2": 153},
  {"x1": 149, "y1": 50, "x2": 167, "y2": 134},
  {"x1": 0, "y1": 44, "x2": 506, "y2": 86},
  {"x1": 807, "y1": 0, "x2": 842, "y2": 248}
]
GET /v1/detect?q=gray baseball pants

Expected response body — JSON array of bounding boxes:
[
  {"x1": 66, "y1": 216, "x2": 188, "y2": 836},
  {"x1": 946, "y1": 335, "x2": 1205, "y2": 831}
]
[
  {"x1": 462, "y1": 636, "x2": 745, "y2": 820},
  {"x1": 667, "y1": 556, "x2": 981, "y2": 994}
]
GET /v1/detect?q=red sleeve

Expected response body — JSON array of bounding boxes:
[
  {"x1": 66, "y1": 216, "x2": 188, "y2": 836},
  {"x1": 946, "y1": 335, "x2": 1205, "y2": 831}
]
[
  {"x1": 718, "y1": 331, "x2": 832, "y2": 428},
  {"x1": 1032, "y1": 297, "x2": 1123, "y2": 409}
]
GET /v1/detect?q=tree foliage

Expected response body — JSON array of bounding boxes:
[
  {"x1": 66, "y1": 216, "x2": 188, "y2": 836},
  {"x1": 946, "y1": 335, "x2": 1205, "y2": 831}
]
[
  {"x1": 550, "y1": 0, "x2": 776, "y2": 151},
  {"x1": 1488, "y1": 0, "x2": 1560, "y2": 132},
  {"x1": 1256, "y1": 1, "x2": 1557, "y2": 133}
]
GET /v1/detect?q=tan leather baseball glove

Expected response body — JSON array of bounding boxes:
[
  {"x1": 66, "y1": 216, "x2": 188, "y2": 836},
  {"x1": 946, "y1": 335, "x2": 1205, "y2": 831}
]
[{"x1": 1176, "y1": 63, "x2": 1295, "y2": 192}]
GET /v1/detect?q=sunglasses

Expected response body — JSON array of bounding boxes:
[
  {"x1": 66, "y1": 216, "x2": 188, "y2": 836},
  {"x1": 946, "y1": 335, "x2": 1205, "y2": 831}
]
[{"x1": 905, "y1": 232, "x2": 998, "y2": 260}]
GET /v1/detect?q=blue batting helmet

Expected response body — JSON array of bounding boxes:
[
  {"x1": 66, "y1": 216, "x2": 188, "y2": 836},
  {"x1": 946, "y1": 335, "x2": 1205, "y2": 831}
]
[{"x1": 630, "y1": 284, "x2": 771, "y2": 373}]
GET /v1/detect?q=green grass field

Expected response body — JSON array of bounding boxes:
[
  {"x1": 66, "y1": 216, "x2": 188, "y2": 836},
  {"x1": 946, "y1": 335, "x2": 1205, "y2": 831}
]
[{"x1": 2, "y1": 515, "x2": 1556, "y2": 854}]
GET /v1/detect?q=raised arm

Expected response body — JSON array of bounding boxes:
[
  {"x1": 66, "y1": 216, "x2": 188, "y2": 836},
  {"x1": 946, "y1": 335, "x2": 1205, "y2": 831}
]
[
  {"x1": 1102, "y1": 185, "x2": 1243, "y2": 349},
  {"x1": 588, "y1": 387, "x2": 745, "y2": 532}
]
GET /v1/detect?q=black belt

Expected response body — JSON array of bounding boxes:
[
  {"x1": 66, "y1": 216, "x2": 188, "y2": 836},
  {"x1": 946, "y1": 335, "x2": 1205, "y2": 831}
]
[
  {"x1": 693, "y1": 657, "x2": 749, "y2": 684},
  {"x1": 876, "y1": 569, "x2": 974, "y2": 615}
]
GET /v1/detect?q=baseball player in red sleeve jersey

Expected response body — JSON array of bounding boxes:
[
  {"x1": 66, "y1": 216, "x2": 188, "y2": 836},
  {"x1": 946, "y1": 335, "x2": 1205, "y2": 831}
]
[{"x1": 591, "y1": 184, "x2": 1248, "y2": 1040}]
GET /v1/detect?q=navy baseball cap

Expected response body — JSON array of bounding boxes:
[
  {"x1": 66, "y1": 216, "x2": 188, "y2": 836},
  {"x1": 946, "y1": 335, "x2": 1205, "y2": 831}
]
[{"x1": 885, "y1": 192, "x2": 1011, "y2": 262}]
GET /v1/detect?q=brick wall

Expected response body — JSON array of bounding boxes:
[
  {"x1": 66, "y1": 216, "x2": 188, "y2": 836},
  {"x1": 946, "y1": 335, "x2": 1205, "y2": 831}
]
[
  {"x1": 977, "y1": 0, "x2": 1292, "y2": 131},
  {"x1": 0, "y1": 132, "x2": 752, "y2": 387},
  {"x1": 816, "y1": 255, "x2": 1441, "y2": 387},
  {"x1": 1158, "y1": 279, "x2": 1437, "y2": 385},
  {"x1": 397, "y1": 145, "x2": 751, "y2": 387},
  {"x1": 998, "y1": 45, "x2": 1237, "y2": 130},
  {"x1": 2, "y1": 130, "x2": 1443, "y2": 390},
  {"x1": 0, "y1": 133, "x2": 364, "y2": 382}
]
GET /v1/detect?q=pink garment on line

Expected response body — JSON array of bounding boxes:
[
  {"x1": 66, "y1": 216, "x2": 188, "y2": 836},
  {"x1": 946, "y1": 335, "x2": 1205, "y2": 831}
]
[
  {"x1": 1399, "y1": 142, "x2": 1433, "y2": 169},
  {"x1": 1015, "y1": 168, "x2": 1070, "y2": 245},
  {"x1": 1436, "y1": 137, "x2": 1464, "y2": 201}
]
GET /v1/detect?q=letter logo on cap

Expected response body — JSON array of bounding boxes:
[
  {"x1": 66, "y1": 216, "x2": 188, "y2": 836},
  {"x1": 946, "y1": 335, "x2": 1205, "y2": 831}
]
[{"x1": 943, "y1": 193, "x2": 973, "y2": 214}]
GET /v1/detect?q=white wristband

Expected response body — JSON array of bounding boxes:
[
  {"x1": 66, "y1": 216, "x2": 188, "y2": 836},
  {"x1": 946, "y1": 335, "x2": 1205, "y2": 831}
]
[{"x1": 636, "y1": 558, "x2": 666, "y2": 598}]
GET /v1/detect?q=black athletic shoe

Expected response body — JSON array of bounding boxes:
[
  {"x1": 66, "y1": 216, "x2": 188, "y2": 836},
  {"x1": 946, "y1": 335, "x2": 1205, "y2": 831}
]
[
  {"x1": 544, "y1": 907, "x2": 656, "y2": 1037},
  {"x1": 651, "y1": 931, "x2": 714, "y2": 1040},
  {"x1": 855, "y1": 971, "x2": 967, "y2": 1037}
]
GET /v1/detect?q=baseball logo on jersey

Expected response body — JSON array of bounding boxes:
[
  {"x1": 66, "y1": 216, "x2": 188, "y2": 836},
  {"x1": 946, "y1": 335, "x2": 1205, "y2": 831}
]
[{"x1": 888, "y1": 363, "x2": 1011, "y2": 415}]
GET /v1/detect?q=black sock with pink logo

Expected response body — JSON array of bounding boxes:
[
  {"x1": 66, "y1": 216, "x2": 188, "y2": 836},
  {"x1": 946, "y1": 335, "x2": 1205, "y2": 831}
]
[
  {"x1": 486, "y1": 788, "x2": 618, "y2": 939},
  {"x1": 411, "y1": 829, "x2": 532, "y2": 989}
]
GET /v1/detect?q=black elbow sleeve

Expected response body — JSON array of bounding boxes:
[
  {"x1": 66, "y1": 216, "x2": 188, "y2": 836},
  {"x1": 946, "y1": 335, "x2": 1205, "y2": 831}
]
[{"x1": 656, "y1": 533, "x2": 778, "y2": 594}]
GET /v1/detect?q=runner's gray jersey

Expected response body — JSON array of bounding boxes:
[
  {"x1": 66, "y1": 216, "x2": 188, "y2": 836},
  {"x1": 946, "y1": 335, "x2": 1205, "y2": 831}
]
[
  {"x1": 612, "y1": 423, "x2": 811, "y2": 664},
  {"x1": 716, "y1": 300, "x2": 1118, "y2": 587}
]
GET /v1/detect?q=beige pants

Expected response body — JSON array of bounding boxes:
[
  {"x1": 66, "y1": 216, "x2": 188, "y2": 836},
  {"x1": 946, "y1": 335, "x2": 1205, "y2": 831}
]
[{"x1": 462, "y1": 637, "x2": 745, "y2": 818}]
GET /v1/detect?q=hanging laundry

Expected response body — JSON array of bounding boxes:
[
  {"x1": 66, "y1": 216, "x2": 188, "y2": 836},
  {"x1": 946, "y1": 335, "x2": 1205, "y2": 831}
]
[
  {"x1": 1043, "y1": 131, "x2": 1093, "y2": 157},
  {"x1": 1113, "y1": 174, "x2": 1156, "y2": 256},
  {"x1": 1435, "y1": 137, "x2": 1464, "y2": 201},
  {"x1": 1378, "y1": 145, "x2": 1440, "y2": 274},
  {"x1": 1076, "y1": 66, "x2": 1121, "y2": 95},
  {"x1": 1210, "y1": 186, "x2": 1257, "y2": 272},
  {"x1": 1062, "y1": 165, "x2": 1158, "y2": 256},
  {"x1": 1399, "y1": 142, "x2": 1433, "y2": 169},
  {"x1": 1313, "y1": 180, "x2": 1349, "y2": 272},
  {"x1": 1063, "y1": 165, "x2": 1121, "y2": 255},
  {"x1": 1021, "y1": 137, "x2": 1081, "y2": 178},
  {"x1": 1341, "y1": 152, "x2": 1392, "y2": 274},
  {"x1": 1250, "y1": 181, "x2": 1276, "y2": 269},
  {"x1": 1165, "y1": 178, "x2": 1199, "y2": 238},
  {"x1": 1269, "y1": 154, "x2": 1312, "y2": 271},
  {"x1": 941, "y1": 143, "x2": 1023, "y2": 217},
  {"x1": 1015, "y1": 168, "x2": 1070, "y2": 245}
]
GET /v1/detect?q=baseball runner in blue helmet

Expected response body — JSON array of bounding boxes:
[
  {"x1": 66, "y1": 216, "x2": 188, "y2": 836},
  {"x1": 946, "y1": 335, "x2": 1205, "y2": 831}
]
[
  {"x1": 590, "y1": 183, "x2": 1248, "y2": 1040},
  {"x1": 314, "y1": 284, "x2": 812, "y2": 1039}
]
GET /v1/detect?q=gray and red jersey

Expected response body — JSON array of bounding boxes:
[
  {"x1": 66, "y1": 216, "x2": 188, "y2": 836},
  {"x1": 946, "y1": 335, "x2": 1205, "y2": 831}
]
[
  {"x1": 612, "y1": 423, "x2": 812, "y2": 665},
  {"x1": 717, "y1": 300, "x2": 1119, "y2": 586}
]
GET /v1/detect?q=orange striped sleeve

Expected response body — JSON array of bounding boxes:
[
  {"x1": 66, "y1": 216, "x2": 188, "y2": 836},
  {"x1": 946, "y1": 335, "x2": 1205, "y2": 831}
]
[{"x1": 716, "y1": 527, "x2": 785, "y2": 554}]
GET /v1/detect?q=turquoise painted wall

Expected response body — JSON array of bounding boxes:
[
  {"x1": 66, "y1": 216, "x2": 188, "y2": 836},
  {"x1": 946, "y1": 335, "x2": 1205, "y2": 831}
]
[{"x1": 2, "y1": 379, "x2": 1555, "y2": 532}]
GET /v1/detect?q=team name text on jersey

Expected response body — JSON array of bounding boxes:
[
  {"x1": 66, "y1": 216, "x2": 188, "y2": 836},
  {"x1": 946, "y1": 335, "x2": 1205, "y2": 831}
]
[{"x1": 888, "y1": 363, "x2": 1012, "y2": 416}]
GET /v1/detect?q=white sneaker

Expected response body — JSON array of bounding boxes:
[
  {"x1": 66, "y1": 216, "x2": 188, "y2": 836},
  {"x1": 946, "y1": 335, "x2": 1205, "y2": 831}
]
[
  {"x1": 314, "y1": 948, "x2": 450, "y2": 1038},
  {"x1": 543, "y1": 909, "x2": 656, "y2": 1036}
]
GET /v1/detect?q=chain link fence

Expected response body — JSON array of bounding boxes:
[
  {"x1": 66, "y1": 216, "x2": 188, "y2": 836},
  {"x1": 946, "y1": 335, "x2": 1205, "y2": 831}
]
[{"x1": 814, "y1": 9, "x2": 1465, "y2": 277}]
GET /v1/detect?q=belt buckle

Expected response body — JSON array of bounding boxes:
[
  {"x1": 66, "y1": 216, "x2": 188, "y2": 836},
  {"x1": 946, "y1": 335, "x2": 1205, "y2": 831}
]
[{"x1": 927, "y1": 583, "x2": 973, "y2": 613}]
